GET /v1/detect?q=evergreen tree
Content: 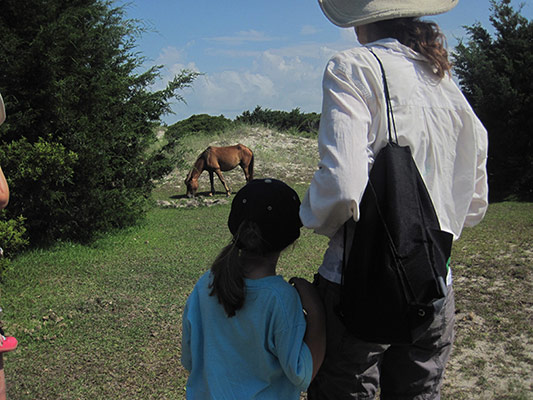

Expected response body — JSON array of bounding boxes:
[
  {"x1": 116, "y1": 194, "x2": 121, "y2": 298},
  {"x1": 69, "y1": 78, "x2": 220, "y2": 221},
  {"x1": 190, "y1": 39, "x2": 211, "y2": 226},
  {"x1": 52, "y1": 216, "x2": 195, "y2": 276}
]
[
  {"x1": 452, "y1": 0, "x2": 532, "y2": 201},
  {"x1": 0, "y1": 0, "x2": 199, "y2": 244}
]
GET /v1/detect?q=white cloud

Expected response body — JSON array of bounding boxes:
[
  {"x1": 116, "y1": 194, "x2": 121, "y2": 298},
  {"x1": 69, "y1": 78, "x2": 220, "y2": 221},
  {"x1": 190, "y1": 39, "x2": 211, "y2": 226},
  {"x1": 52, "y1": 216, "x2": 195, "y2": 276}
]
[
  {"x1": 204, "y1": 48, "x2": 263, "y2": 59},
  {"x1": 167, "y1": 70, "x2": 277, "y2": 119},
  {"x1": 156, "y1": 46, "x2": 184, "y2": 66},
  {"x1": 156, "y1": 46, "x2": 200, "y2": 73},
  {"x1": 300, "y1": 25, "x2": 321, "y2": 35},
  {"x1": 207, "y1": 30, "x2": 280, "y2": 45},
  {"x1": 148, "y1": 46, "x2": 201, "y2": 95},
  {"x1": 171, "y1": 48, "x2": 325, "y2": 120},
  {"x1": 340, "y1": 27, "x2": 357, "y2": 42},
  {"x1": 204, "y1": 71, "x2": 275, "y2": 102},
  {"x1": 159, "y1": 33, "x2": 358, "y2": 123}
]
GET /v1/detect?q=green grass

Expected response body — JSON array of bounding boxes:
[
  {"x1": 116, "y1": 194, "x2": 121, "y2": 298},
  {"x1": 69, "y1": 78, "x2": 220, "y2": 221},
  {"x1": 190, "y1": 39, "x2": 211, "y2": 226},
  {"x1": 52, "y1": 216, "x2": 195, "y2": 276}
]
[
  {"x1": 442, "y1": 202, "x2": 533, "y2": 399},
  {"x1": 0, "y1": 184, "x2": 328, "y2": 399},
  {"x1": 2, "y1": 199, "x2": 531, "y2": 399},
  {"x1": 1, "y1": 135, "x2": 532, "y2": 400}
]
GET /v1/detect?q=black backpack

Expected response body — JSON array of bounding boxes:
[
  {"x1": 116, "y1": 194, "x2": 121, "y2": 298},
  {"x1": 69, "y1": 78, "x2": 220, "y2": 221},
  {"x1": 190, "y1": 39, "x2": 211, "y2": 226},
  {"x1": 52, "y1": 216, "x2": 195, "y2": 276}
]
[{"x1": 338, "y1": 50, "x2": 453, "y2": 345}]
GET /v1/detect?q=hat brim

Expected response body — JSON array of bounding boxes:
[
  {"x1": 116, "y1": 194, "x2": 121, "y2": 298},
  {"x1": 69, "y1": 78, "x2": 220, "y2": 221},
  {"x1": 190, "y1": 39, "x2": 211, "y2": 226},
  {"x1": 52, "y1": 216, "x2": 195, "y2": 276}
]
[{"x1": 318, "y1": 0, "x2": 459, "y2": 28}]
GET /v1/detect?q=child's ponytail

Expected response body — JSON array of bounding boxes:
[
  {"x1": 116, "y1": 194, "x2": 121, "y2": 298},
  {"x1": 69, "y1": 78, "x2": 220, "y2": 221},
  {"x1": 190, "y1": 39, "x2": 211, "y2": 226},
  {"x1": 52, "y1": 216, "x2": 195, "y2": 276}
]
[
  {"x1": 209, "y1": 241, "x2": 244, "y2": 317},
  {"x1": 209, "y1": 221, "x2": 268, "y2": 317}
]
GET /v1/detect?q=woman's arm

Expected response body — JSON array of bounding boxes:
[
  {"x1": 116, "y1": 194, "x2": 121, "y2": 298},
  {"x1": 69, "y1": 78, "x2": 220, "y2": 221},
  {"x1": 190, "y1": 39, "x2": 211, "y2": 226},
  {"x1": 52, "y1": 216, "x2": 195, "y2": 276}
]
[
  {"x1": 464, "y1": 118, "x2": 489, "y2": 227},
  {"x1": 299, "y1": 55, "x2": 374, "y2": 238},
  {"x1": 289, "y1": 277, "x2": 326, "y2": 380}
]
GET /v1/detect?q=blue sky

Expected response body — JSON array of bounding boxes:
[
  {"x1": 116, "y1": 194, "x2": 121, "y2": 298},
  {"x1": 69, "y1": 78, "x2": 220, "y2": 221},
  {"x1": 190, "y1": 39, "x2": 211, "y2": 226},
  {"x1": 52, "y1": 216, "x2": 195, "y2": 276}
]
[{"x1": 116, "y1": 0, "x2": 532, "y2": 125}]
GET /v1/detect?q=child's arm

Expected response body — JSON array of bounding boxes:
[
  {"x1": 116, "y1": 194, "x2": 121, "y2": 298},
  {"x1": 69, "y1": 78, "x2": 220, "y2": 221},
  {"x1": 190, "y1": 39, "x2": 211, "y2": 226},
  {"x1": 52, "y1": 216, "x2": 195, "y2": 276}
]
[{"x1": 289, "y1": 277, "x2": 326, "y2": 380}]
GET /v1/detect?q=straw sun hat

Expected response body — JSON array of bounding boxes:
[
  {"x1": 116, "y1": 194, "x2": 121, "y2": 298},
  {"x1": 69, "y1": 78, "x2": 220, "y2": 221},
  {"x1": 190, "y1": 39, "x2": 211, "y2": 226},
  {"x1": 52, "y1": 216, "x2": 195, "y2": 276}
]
[{"x1": 318, "y1": 0, "x2": 459, "y2": 27}]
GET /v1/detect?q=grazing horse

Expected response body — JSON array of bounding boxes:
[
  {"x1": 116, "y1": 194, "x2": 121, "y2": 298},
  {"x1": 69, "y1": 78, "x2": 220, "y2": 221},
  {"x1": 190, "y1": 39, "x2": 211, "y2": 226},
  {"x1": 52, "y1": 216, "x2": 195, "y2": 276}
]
[{"x1": 185, "y1": 144, "x2": 254, "y2": 197}]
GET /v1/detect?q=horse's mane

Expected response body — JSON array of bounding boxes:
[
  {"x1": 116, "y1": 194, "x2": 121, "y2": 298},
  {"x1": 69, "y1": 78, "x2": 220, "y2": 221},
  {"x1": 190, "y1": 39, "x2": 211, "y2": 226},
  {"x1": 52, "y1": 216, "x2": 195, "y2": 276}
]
[{"x1": 185, "y1": 151, "x2": 207, "y2": 182}]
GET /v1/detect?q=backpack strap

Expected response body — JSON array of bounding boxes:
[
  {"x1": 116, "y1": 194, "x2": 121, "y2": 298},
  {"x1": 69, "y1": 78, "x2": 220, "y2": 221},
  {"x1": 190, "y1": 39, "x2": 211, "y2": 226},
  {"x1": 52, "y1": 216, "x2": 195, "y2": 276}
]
[
  {"x1": 369, "y1": 48, "x2": 398, "y2": 145},
  {"x1": 342, "y1": 48, "x2": 398, "y2": 278}
]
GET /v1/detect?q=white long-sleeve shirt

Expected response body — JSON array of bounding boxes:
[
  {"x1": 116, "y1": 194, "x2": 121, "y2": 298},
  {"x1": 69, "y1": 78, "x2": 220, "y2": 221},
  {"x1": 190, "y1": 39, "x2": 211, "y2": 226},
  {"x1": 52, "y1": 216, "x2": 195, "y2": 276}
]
[{"x1": 300, "y1": 39, "x2": 488, "y2": 284}]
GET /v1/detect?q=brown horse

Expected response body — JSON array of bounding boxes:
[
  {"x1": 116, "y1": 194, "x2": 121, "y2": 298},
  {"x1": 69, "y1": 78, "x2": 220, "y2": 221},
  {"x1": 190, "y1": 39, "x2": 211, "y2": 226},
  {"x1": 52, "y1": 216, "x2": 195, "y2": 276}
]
[{"x1": 184, "y1": 144, "x2": 254, "y2": 197}]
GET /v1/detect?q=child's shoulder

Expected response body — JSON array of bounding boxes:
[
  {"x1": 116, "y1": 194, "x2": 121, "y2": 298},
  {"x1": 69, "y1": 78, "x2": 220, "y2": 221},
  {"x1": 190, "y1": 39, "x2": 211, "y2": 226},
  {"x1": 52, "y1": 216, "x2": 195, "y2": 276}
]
[
  {"x1": 245, "y1": 275, "x2": 291, "y2": 290},
  {"x1": 246, "y1": 275, "x2": 300, "y2": 304},
  {"x1": 190, "y1": 270, "x2": 212, "y2": 294},
  {"x1": 198, "y1": 270, "x2": 211, "y2": 283}
]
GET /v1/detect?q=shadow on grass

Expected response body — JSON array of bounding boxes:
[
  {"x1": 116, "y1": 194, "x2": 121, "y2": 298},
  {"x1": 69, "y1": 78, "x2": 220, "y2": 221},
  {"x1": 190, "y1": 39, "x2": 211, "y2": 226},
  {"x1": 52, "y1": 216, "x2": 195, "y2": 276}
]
[{"x1": 170, "y1": 191, "x2": 232, "y2": 200}]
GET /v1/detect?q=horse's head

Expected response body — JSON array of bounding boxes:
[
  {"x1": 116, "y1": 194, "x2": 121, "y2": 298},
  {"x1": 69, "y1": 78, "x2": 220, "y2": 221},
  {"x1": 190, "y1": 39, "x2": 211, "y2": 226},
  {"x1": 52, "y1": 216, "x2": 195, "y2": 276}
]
[{"x1": 185, "y1": 178, "x2": 199, "y2": 198}]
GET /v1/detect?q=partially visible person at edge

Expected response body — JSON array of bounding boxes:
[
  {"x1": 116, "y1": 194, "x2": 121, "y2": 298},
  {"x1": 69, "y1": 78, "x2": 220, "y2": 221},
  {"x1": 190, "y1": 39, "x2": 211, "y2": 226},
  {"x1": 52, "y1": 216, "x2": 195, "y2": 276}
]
[
  {"x1": 0, "y1": 94, "x2": 8, "y2": 210},
  {"x1": 181, "y1": 178, "x2": 326, "y2": 399},
  {"x1": 0, "y1": 93, "x2": 19, "y2": 400},
  {"x1": 299, "y1": 0, "x2": 488, "y2": 399}
]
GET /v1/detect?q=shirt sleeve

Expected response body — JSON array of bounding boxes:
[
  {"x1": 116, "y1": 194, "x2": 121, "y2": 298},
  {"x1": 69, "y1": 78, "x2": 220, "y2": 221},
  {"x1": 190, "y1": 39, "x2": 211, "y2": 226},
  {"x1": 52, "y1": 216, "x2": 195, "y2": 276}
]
[
  {"x1": 464, "y1": 117, "x2": 489, "y2": 227},
  {"x1": 300, "y1": 56, "x2": 374, "y2": 238},
  {"x1": 181, "y1": 297, "x2": 193, "y2": 372},
  {"x1": 270, "y1": 288, "x2": 313, "y2": 391}
]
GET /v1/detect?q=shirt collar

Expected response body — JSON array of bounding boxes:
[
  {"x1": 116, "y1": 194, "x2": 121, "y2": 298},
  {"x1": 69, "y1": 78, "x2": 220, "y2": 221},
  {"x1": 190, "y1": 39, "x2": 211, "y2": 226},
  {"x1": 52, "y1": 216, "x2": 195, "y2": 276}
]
[{"x1": 364, "y1": 38, "x2": 428, "y2": 63}]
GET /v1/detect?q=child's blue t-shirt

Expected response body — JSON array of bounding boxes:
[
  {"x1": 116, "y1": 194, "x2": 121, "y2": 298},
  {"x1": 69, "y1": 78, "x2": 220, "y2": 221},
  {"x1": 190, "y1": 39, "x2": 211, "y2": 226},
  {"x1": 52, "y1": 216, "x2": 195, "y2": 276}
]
[{"x1": 181, "y1": 271, "x2": 312, "y2": 399}]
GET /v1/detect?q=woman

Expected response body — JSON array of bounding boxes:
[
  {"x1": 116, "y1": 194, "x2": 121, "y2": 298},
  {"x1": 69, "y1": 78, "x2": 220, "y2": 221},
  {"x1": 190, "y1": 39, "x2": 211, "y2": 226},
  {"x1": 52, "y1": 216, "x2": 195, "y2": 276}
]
[{"x1": 300, "y1": 0, "x2": 488, "y2": 398}]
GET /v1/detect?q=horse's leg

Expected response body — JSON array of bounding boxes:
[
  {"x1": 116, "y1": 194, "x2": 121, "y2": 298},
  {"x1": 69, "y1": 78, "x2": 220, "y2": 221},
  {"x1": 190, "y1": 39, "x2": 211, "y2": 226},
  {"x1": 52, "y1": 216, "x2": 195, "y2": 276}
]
[
  {"x1": 209, "y1": 171, "x2": 215, "y2": 197},
  {"x1": 215, "y1": 169, "x2": 231, "y2": 196}
]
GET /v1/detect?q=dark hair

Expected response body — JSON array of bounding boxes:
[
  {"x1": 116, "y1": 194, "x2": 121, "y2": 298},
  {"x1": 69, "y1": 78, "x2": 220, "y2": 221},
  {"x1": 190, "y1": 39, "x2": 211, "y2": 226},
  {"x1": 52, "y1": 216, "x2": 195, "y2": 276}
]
[
  {"x1": 209, "y1": 221, "x2": 271, "y2": 317},
  {"x1": 375, "y1": 17, "x2": 452, "y2": 78}
]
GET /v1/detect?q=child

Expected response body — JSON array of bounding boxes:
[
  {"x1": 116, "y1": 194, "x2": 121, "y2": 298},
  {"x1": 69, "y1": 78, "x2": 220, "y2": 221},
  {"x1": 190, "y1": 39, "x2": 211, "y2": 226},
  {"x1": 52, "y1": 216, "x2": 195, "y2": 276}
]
[{"x1": 181, "y1": 178, "x2": 325, "y2": 399}]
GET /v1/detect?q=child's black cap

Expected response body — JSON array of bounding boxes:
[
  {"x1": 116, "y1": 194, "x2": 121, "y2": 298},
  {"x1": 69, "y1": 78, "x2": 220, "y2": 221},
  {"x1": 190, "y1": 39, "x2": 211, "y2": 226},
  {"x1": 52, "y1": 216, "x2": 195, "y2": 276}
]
[{"x1": 228, "y1": 178, "x2": 302, "y2": 252}]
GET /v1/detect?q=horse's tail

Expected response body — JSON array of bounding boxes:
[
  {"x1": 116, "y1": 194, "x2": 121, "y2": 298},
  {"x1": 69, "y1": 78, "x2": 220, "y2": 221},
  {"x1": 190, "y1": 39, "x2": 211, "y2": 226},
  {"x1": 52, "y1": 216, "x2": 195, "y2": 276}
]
[{"x1": 248, "y1": 151, "x2": 254, "y2": 181}]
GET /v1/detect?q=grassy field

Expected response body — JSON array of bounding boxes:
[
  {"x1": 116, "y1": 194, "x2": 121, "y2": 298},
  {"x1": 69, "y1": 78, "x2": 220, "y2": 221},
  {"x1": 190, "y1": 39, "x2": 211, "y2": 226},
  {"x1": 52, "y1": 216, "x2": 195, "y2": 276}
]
[
  {"x1": 0, "y1": 183, "x2": 328, "y2": 399},
  {"x1": 0, "y1": 128, "x2": 532, "y2": 399}
]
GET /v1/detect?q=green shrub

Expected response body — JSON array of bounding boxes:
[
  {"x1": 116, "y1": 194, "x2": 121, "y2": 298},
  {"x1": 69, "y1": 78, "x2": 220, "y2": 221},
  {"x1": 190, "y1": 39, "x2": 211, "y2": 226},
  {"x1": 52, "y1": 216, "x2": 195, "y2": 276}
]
[
  {"x1": 0, "y1": 1, "x2": 199, "y2": 244},
  {"x1": 0, "y1": 137, "x2": 77, "y2": 243},
  {"x1": 165, "y1": 114, "x2": 233, "y2": 142},
  {"x1": 0, "y1": 215, "x2": 28, "y2": 258},
  {"x1": 0, "y1": 214, "x2": 28, "y2": 276},
  {"x1": 235, "y1": 106, "x2": 320, "y2": 135}
]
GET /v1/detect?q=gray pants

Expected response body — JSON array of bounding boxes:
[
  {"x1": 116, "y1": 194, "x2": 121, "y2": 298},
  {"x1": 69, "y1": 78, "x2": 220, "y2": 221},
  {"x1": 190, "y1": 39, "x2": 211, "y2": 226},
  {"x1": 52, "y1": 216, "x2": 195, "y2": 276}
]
[{"x1": 308, "y1": 274, "x2": 455, "y2": 400}]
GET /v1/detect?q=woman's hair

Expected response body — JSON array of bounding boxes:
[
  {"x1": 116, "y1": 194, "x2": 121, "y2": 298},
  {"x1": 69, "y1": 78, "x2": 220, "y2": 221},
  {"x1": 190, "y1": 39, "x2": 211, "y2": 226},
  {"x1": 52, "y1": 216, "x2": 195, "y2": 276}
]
[
  {"x1": 209, "y1": 220, "x2": 270, "y2": 317},
  {"x1": 375, "y1": 17, "x2": 452, "y2": 78}
]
